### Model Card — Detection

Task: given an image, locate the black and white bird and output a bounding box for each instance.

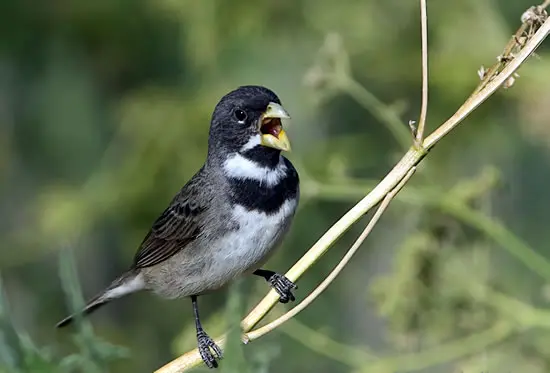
[56,85,300,369]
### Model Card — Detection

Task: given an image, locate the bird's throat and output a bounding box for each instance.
[240,145,281,169]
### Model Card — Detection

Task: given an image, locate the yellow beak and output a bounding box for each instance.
[259,102,292,152]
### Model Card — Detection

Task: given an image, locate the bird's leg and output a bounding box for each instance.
[192,295,223,368]
[253,269,296,303]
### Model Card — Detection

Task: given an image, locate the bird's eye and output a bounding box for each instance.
[234,109,247,122]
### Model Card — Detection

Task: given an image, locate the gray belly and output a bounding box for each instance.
[141,199,297,299]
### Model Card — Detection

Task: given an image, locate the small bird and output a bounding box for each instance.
[56,85,299,369]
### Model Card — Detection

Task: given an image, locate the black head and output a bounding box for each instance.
[207,85,291,167]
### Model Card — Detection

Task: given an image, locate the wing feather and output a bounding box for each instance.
[132,180,205,269]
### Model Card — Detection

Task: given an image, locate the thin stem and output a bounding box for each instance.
[245,168,416,342]
[416,0,429,144]
[155,13,550,373]
[423,16,550,150]
[240,149,423,330]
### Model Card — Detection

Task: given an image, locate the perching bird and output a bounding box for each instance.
[56,85,299,369]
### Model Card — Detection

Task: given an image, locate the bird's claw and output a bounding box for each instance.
[197,329,223,369]
[268,273,297,303]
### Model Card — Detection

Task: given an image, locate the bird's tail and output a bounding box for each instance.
[56,270,144,328]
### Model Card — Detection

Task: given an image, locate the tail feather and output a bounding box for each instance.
[56,296,109,328]
[56,270,144,328]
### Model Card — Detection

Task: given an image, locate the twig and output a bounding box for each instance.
[423,14,550,149]
[473,0,548,95]
[415,0,429,145]
[155,10,550,373]
[155,168,417,373]
[245,168,416,342]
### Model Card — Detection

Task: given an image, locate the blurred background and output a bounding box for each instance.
[2,0,550,372]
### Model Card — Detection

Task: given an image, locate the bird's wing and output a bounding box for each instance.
[132,179,206,269]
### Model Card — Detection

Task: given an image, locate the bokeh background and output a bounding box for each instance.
[2,0,550,372]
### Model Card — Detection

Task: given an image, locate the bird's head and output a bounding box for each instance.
[208,86,291,165]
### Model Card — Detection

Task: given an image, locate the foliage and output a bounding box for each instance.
[2,0,550,372]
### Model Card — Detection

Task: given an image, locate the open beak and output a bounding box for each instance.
[259,102,291,152]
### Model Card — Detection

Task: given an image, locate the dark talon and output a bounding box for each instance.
[192,295,222,369]
[253,269,297,304]
[268,273,297,304]
[197,329,223,369]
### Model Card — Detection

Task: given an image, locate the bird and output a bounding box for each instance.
[56,85,300,369]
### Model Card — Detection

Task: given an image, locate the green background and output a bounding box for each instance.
[2,0,550,372]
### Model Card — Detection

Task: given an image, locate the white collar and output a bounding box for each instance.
[223,153,286,187]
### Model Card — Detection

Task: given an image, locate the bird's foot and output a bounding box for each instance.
[197,329,223,369]
[268,273,297,303]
